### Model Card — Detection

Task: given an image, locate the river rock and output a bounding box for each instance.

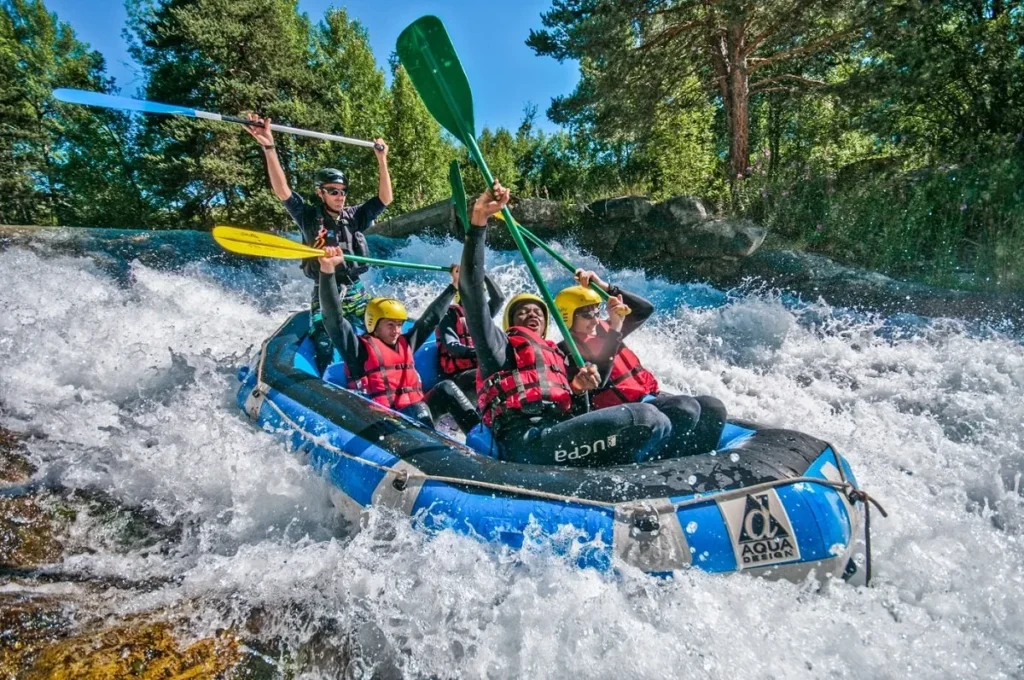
[574,196,766,279]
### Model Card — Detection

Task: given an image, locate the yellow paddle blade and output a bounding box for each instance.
[212,225,324,260]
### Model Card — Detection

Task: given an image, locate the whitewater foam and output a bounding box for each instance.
[2,235,1023,678]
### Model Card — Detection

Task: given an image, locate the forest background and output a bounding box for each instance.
[2,0,1022,290]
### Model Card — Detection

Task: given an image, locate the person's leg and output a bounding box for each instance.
[452,369,478,400]
[399,401,434,428]
[692,395,727,453]
[647,394,701,458]
[309,315,335,375]
[649,394,727,458]
[498,403,671,467]
[426,380,481,433]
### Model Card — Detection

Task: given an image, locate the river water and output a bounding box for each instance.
[1,228,1022,678]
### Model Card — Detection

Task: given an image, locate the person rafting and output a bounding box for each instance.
[459,181,672,466]
[317,247,480,434]
[435,272,505,397]
[245,114,392,373]
[554,275,727,457]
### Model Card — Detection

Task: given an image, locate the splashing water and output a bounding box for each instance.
[1,230,1023,678]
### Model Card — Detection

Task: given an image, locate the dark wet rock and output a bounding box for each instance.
[369,194,767,270]
[0,427,34,483]
[733,249,1024,323]
[573,195,766,278]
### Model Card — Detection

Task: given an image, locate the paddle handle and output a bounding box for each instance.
[195,110,382,150]
[346,254,449,272]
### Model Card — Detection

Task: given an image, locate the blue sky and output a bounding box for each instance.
[45,0,578,133]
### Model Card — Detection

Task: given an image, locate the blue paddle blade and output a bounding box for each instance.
[52,89,199,118]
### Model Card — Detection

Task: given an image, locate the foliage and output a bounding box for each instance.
[385,58,457,214]
[0,0,149,226]
[528,0,868,181]
[5,0,1024,291]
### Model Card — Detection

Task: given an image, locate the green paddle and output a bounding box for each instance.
[397,15,586,368]
[449,160,470,233]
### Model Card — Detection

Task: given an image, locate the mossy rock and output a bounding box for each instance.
[20,620,241,680]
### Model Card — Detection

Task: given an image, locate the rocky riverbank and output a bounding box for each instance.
[369,196,1024,324]
[0,426,354,678]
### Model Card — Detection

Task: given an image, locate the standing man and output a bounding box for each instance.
[245,115,393,373]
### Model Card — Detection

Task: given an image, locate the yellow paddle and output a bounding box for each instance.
[212,226,451,272]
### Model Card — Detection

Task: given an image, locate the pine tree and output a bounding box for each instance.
[385,58,456,214]
[302,8,390,206]
[126,0,318,229]
[0,0,145,226]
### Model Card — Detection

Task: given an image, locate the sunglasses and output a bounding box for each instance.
[321,187,347,197]
[576,309,600,320]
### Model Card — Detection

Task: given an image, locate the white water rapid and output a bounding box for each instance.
[1,230,1022,678]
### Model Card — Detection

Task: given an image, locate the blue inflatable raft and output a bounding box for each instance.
[237,312,871,582]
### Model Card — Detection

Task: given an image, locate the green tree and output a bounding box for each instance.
[843,0,1023,159]
[528,0,868,183]
[126,0,319,229]
[0,0,145,226]
[385,58,456,213]
[302,8,389,204]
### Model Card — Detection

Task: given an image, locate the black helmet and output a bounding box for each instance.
[315,168,347,187]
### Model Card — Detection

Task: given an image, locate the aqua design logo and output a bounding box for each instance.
[719,490,801,569]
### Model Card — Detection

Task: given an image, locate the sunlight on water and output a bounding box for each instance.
[1,233,1023,678]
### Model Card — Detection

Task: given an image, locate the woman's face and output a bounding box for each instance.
[571,304,600,336]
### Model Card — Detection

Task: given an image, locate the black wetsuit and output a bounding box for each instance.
[285,192,385,373]
[319,272,479,433]
[459,226,671,467]
[560,288,727,458]
[437,273,506,395]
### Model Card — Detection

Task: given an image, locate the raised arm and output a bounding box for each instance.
[317,249,362,368]
[461,183,512,378]
[374,139,392,206]
[613,287,655,337]
[575,269,655,339]
[245,114,291,202]
[483,273,506,319]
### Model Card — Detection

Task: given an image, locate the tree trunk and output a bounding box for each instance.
[726,20,750,181]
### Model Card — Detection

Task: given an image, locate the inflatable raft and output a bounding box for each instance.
[237,312,870,582]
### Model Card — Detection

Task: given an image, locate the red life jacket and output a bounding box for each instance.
[477,326,573,427]
[578,322,659,408]
[435,304,476,375]
[346,334,424,410]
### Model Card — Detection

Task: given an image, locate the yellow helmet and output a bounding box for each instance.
[554,286,602,326]
[364,297,408,333]
[503,292,549,337]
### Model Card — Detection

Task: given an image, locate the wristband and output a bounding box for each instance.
[262,144,276,151]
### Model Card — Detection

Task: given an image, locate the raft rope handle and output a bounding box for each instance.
[847,488,888,586]
[823,439,889,586]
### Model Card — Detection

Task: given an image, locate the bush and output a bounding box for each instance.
[737,139,1024,291]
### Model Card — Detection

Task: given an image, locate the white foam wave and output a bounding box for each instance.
[2,238,1023,678]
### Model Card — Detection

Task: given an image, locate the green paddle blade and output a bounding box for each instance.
[449,160,470,234]
[396,16,476,146]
